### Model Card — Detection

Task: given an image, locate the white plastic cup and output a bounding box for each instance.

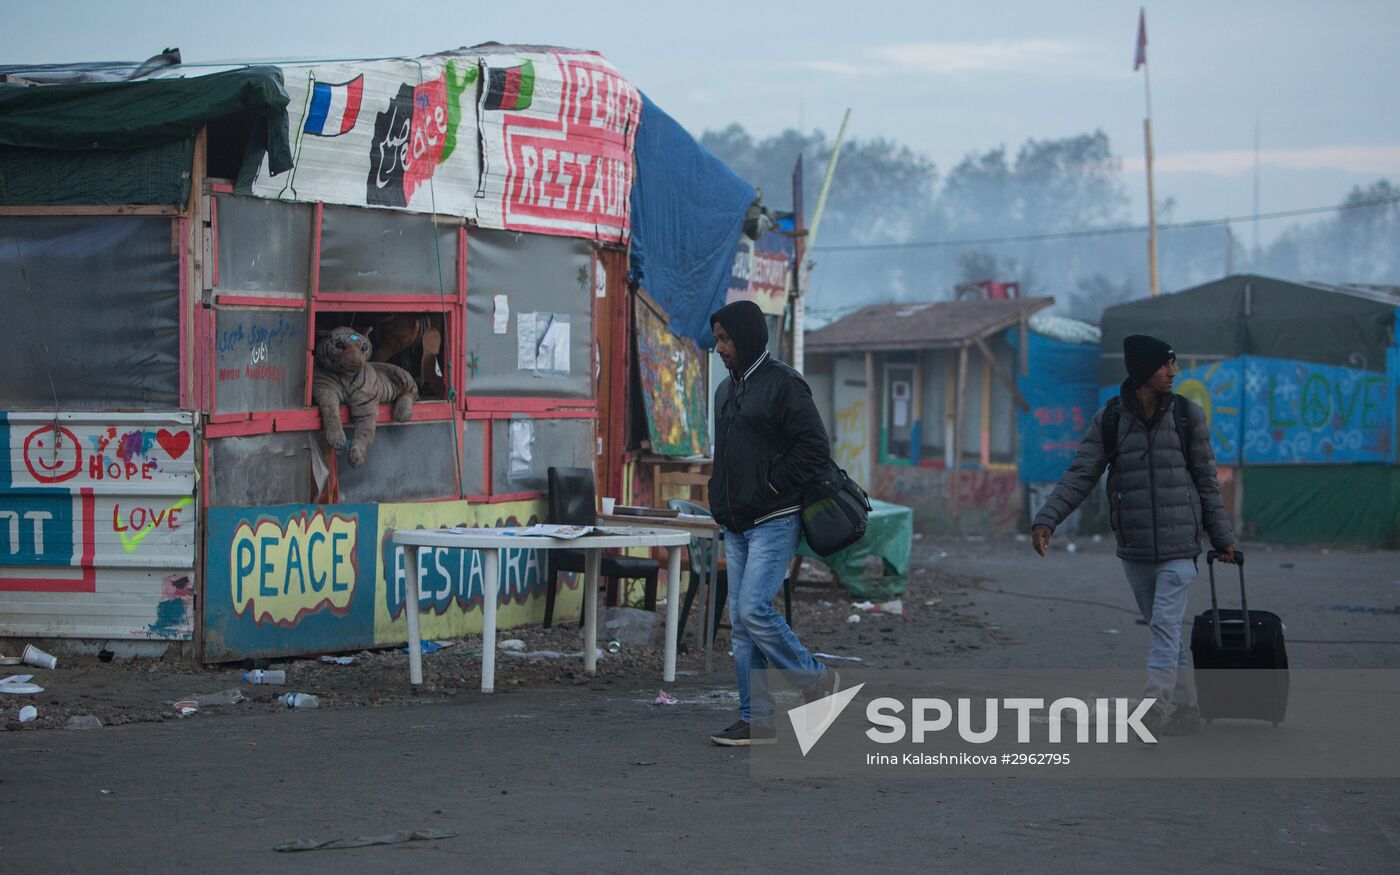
[601,497,616,515]
[21,644,57,670]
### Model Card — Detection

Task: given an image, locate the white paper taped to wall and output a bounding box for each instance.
[595,261,608,298]
[508,418,534,481]
[535,314,570,374]
[517,312,537,369]
[493,294,510,334]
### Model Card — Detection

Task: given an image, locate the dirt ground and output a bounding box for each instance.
[3,536,1398,873]
[2,554,996,732]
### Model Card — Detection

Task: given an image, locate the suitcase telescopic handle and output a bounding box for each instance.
[1206,549,1251,650]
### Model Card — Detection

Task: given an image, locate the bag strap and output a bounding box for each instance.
[1102,397,1122,469]
[1172,393,1194,471]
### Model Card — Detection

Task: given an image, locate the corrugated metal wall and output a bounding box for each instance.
[0,412,196,640]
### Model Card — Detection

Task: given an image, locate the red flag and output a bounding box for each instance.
[1134,8,1148,71]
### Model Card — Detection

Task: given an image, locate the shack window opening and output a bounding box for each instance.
[313,311,452,402]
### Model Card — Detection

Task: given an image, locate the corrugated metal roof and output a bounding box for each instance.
[805,297,1054,352]
[1028,312,1101,345]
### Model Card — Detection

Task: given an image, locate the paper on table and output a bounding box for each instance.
[493,294,510,334]
[504,524,592,540]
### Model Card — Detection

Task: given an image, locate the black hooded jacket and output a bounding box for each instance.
[707,301,831,532]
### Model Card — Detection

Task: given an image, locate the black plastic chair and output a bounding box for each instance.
[668,498,792,648]
[543,467,660,628]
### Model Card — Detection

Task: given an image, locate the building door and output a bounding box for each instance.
[832,355,870,485]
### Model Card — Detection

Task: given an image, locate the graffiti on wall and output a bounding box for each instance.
[1176,359,1244,465]
[0,415,195,612]
[870,465,1021,534]
[251,50,640,242]
[204,499,562,660]
[1243,357,1392,464]
[229,510,361,626]
[375,500,550,643]
[1099,355,1392,467]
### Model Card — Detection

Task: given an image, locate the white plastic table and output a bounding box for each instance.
[390,526,691,693]
[600,513,723,673]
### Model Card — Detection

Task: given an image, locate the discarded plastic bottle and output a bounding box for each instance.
[607,637,622,654]
[243,669,286,685]
[279,692,320,709]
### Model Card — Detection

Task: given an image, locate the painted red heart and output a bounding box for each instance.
[156,429,191,460]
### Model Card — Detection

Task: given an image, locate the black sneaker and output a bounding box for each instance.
[710,719,776,746]
[802,667,841,704]
[1162,704,1202,736]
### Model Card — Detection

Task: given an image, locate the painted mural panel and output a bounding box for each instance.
[635,300,709,457]
[249,49,640,242]
[374,499,565,645]
[832,357,871,487]
[0,412,196,639]
[203,503,378,661]
[1243,357,1392,464]
[1099,355,1392,466]
[1176,358,1244,465]
[203,498,565,660]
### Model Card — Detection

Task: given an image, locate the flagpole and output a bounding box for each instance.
[1141,16,1160,296]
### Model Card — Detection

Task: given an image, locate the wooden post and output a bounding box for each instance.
[912,350,924,464]
[980,355,992,467]
[975,336,1031,412]
[865,350,878,476]
[952,344,969,531]
[1018,315,1029,377]
[944,354,956,469]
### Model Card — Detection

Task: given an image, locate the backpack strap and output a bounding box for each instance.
[1102,397,1122,469]
[1173,393,1195,471]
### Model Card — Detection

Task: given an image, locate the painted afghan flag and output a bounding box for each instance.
[482,60,534,111]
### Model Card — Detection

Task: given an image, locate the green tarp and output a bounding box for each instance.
[1243,465,1400,548]
[1100,275,1398,385]
[0,139,194,204]
[798,498,913,600]
[0,68,291,205]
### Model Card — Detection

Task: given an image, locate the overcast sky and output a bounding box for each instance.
[6,0,1397,242]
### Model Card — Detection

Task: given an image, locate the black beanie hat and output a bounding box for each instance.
[1123,334,1175,388]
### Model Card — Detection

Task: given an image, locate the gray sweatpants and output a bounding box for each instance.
[1121,558,1198,713]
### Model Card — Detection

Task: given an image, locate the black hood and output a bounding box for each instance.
[710,300,769,375]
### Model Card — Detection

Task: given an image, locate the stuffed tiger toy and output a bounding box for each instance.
[312,327,418,468]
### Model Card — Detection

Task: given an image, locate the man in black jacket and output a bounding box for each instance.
[707,301,838,746]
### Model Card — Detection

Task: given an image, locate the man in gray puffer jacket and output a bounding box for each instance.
[1032,334,1237,738]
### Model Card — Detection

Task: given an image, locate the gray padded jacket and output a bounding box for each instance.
[1032,381,1236,563]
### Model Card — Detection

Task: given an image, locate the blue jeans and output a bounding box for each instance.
[726,514,827,726]
[1121,558,1199,714]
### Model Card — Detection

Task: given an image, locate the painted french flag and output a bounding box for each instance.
[303,74,364,137]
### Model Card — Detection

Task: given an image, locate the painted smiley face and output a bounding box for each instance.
[23,425,83,484]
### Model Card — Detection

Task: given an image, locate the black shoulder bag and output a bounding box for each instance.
[800,463,873,556]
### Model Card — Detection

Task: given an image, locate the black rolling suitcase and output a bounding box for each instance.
[1190,550,1289,726]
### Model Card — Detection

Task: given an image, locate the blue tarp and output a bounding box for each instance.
[1008,328,1101,483]
[629,92,756,348]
